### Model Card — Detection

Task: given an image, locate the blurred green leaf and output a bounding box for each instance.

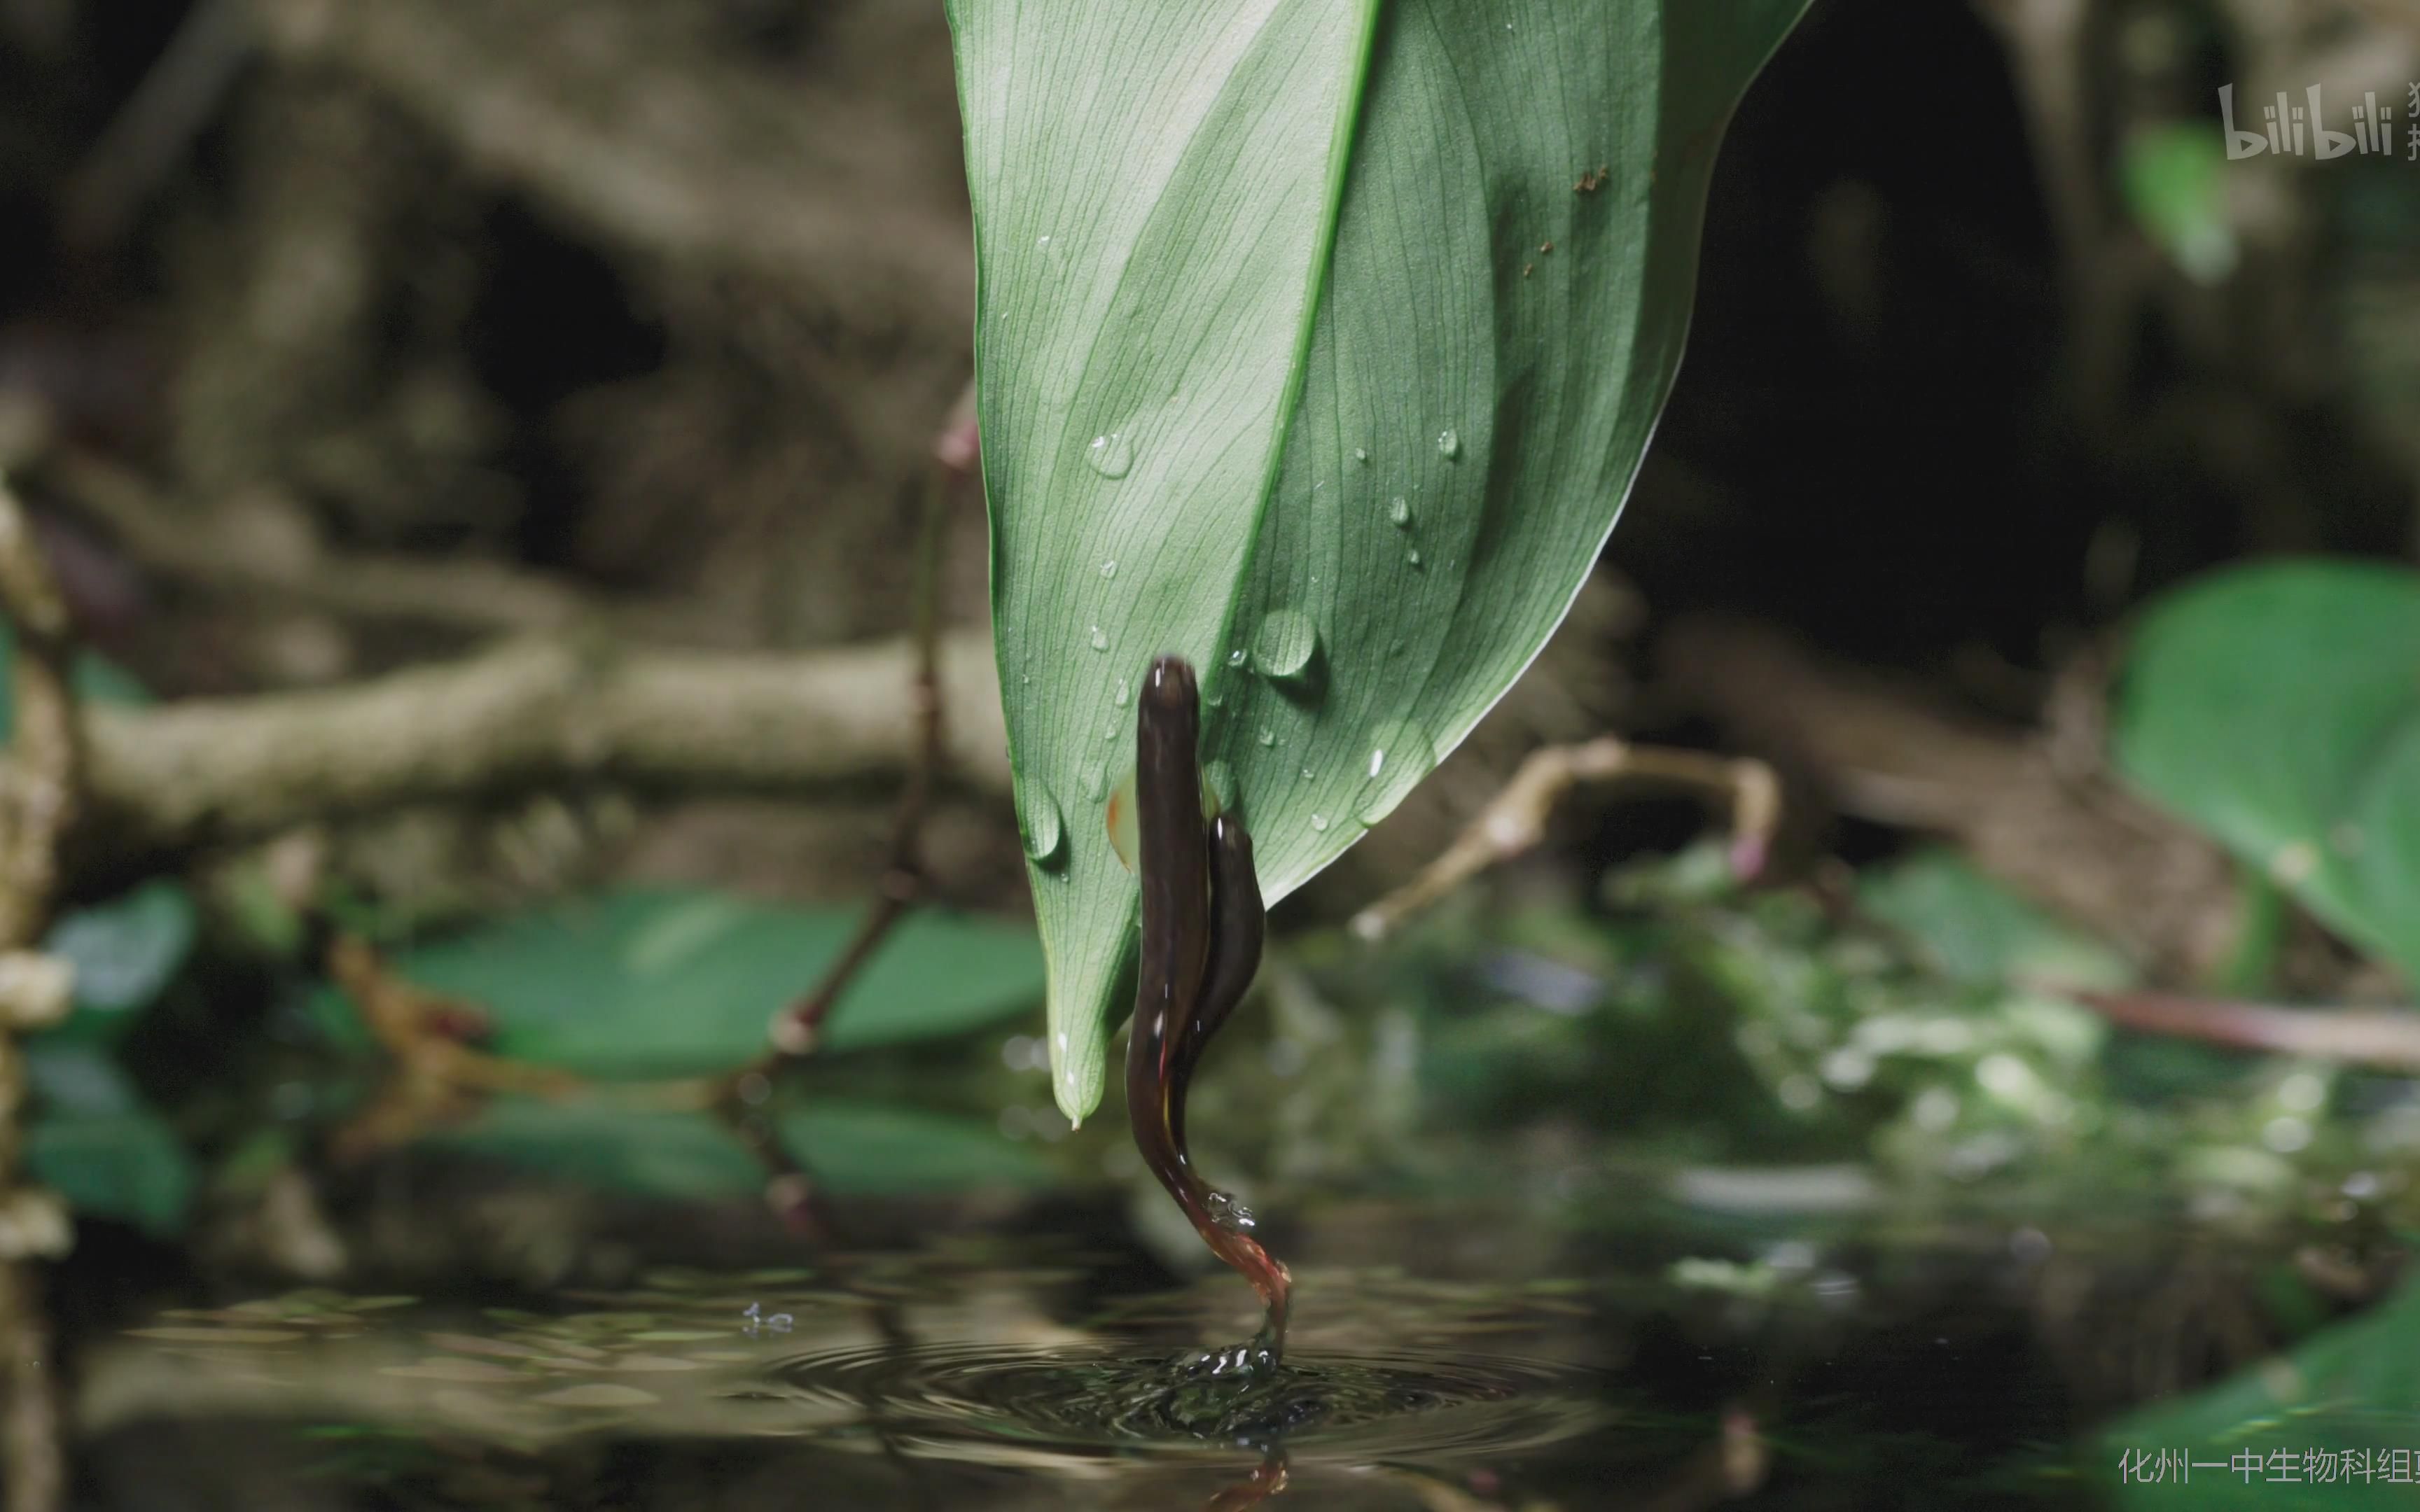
[2104,1277,2420,1506]
[1858,848,2133,990]
[422,1096,1053,1201]
[2120,123,2237,285]
[2114,560,2420,985]
[36,881,198,1043]
[314,888,1045,1077]
[23,1049,194,1236]
[954,0,1811,1119]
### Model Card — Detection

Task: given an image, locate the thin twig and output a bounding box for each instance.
[761,399,969,1062]
[1350,734,1779,943]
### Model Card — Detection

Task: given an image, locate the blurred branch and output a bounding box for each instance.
[1350,734,1778,944]
[1661,616,2241,979]
[2060,987,2420,1070]
[0,476,78,1512]
[244,0,971,332]
[40,446,716,638]
[0,486,80,947]
[48,447,583,630]
[60,0,258,251]
[69,627,1010,894]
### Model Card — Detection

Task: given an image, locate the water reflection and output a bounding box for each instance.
[83,1257,1655,1511]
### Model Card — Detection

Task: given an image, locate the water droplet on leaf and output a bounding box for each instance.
[1436,428,1459,458]
[1099,559,1117,579]
[1088,625,1108,652]
[1078,762,1107,802]
[1309,813,1330,833]
[1014,775,1066,865]
[1355,721,1438,827]
[1388,496,1412,528]
[1113,678,1130,708]
[1253,609,1319,682]
[1085,431,1134,479]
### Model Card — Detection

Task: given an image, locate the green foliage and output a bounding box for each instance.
[312,887,1045,1077]
[2115,560,2420,985]
[1858,847,2133,990]
[39,880,198,1044]
[950,0,1812,1119]
[2105,1276,2420,1507]
[22,1046,195,1236]
[419,1098,1054,1201]
[2120,123,2237,285]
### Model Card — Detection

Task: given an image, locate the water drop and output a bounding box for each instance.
[1085,431,1134,479]
[1256,729,1275,748]
[1310,813,1330,833]
[1227,647,1249,669]
[1387,496,1412,528]
[1088,625,1108,652]
[1099,559,1118,579]
[1436,428,1460,458]
[1253,609,1320,682]
[1113,678,1130,708]
[1205,1189,1257,1232]
[1078,762,1108,802]
[1013,774,1066,865]
[1352,447,1368,463]
[1037,234,1052,246]
[1354,720,1438,827]
[1299,767,1314,780]
[1407,548,1424,567]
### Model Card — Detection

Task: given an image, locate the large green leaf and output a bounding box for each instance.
[2114,561,2420,984]
[312,888,1045,1077]
[952,0,1810,1118]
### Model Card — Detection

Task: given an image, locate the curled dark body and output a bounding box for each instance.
[1126,656,1288,1368]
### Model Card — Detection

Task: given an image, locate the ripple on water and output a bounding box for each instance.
[763,1340,1607,1459]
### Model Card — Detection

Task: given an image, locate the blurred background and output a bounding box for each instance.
[0,1,2415,1508]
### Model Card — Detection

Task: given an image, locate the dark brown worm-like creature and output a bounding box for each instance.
[1127,655,1288,1364]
